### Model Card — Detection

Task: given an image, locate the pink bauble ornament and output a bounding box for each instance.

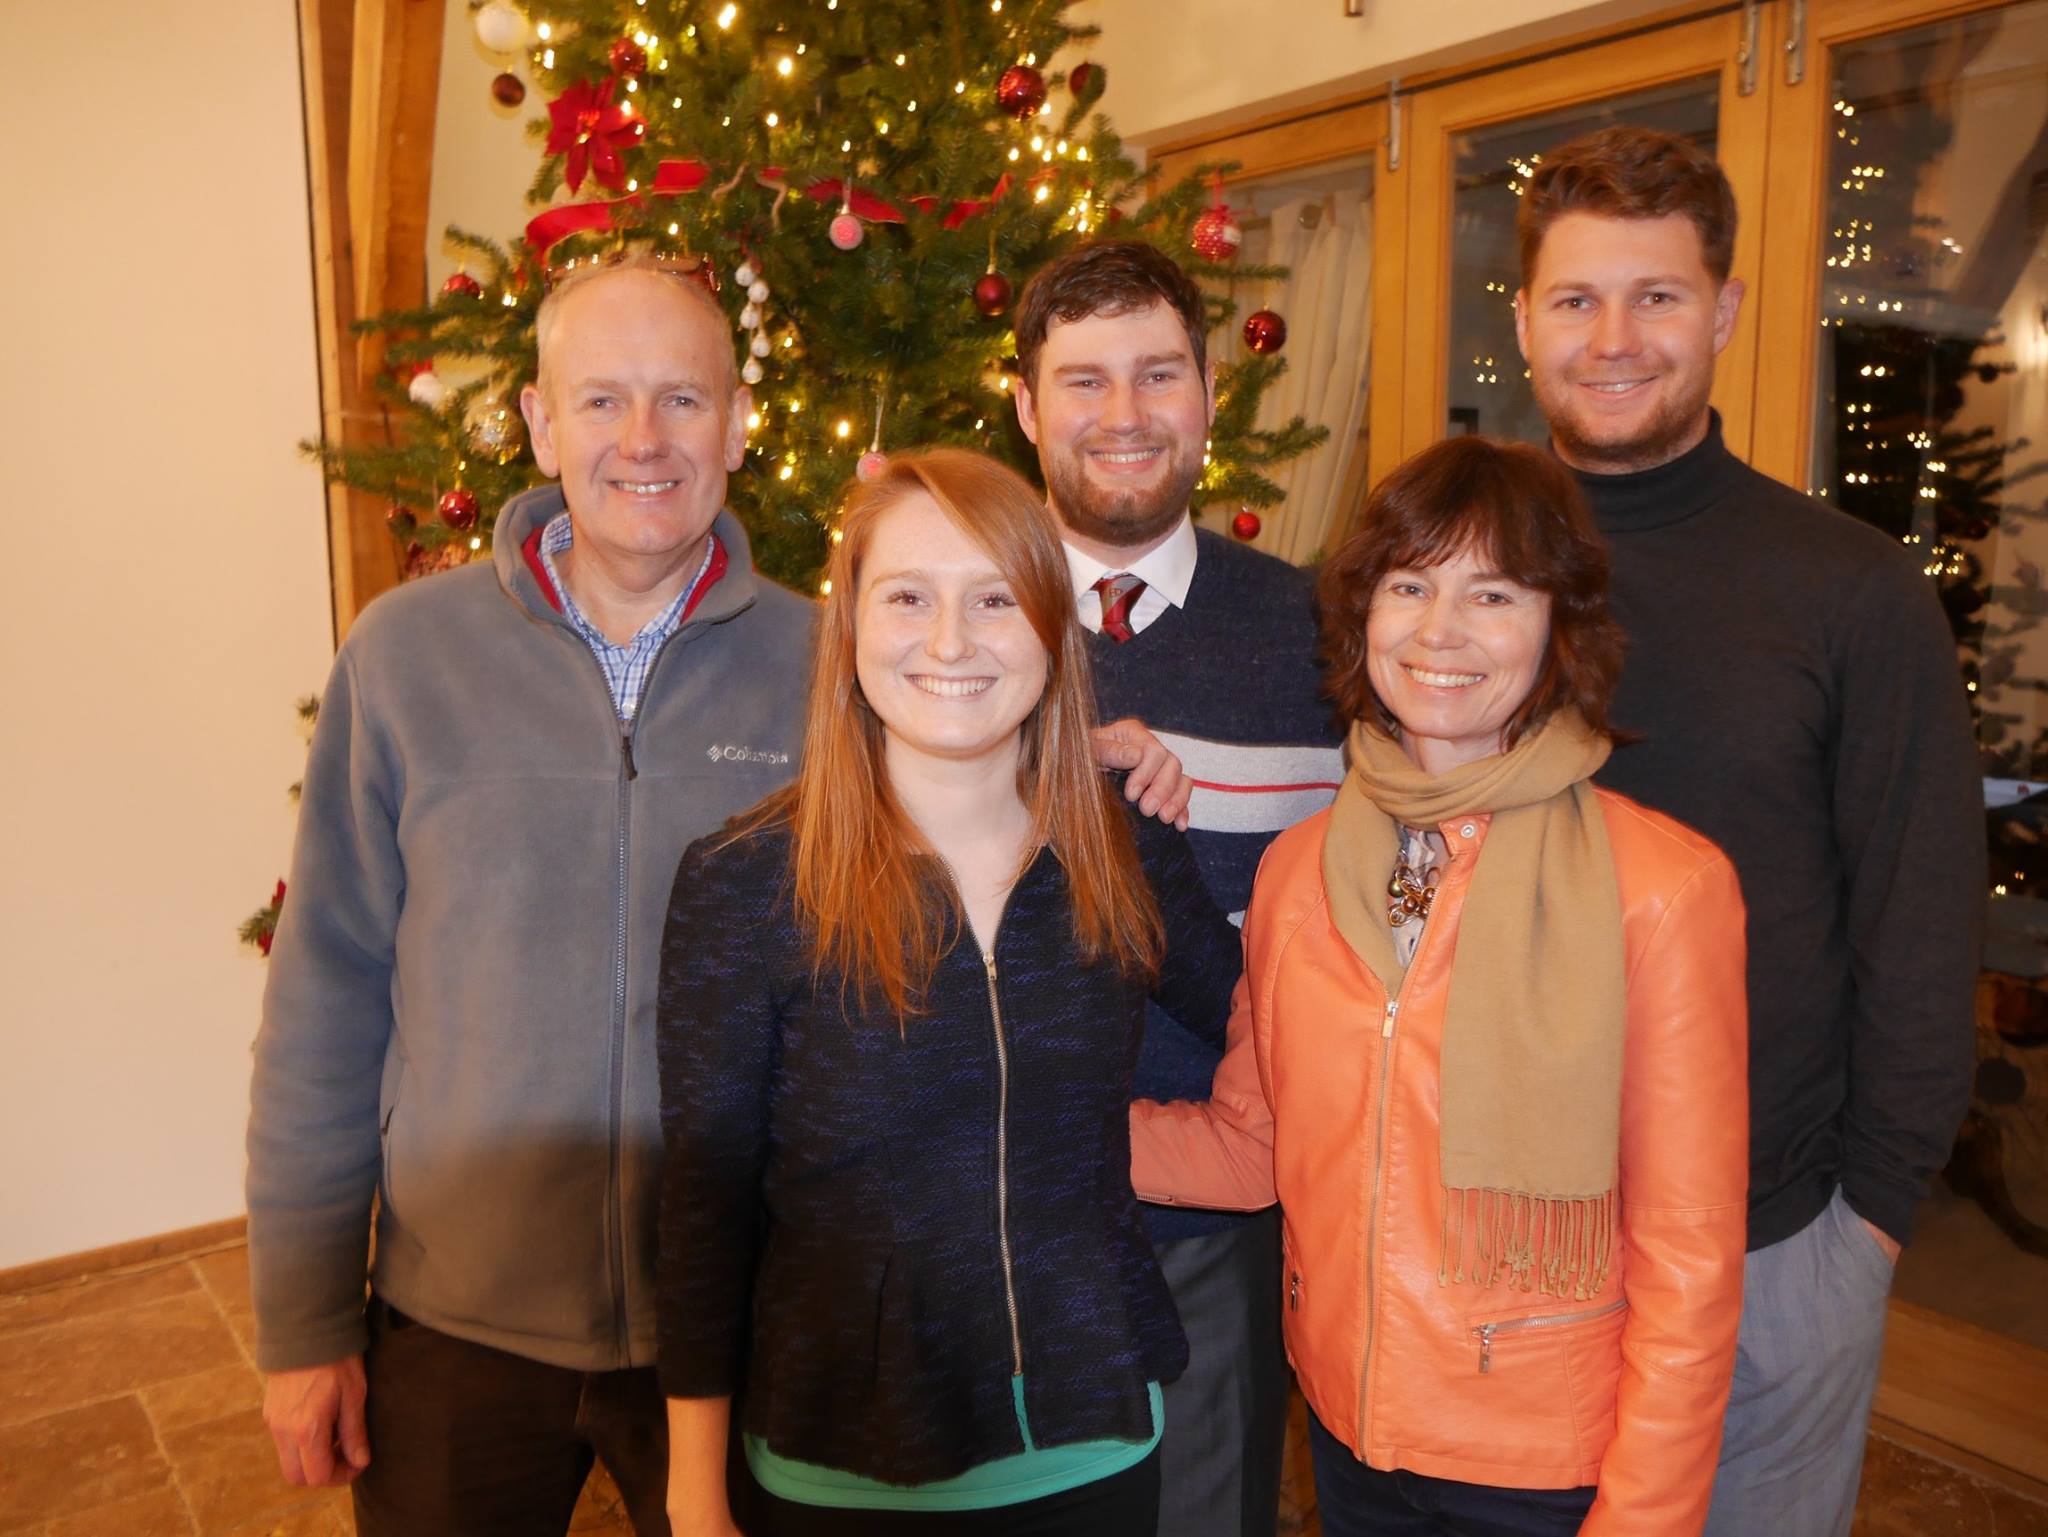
[829,212,865,250]
[1242,309,1287,354]
[1191,203,1242,261]
[1230,508,1262,541]
[857,451,888,481]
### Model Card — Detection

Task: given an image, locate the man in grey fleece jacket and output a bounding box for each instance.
[250,261,1195,1534]
[248,261,812,1534]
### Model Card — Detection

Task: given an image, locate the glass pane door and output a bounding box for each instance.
[1798,0,2048,1363]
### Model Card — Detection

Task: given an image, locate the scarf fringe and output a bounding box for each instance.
[1438,1186,1615,1298]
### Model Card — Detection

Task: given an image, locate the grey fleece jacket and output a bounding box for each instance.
[248,486,813,1373]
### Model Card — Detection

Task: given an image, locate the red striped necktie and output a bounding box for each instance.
[1091,573,1147,643]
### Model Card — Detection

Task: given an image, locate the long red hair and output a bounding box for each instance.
[765,447,1163,1019]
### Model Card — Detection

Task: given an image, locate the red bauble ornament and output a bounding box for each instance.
[997,64,1047,119]
[1067,61,1103,104]
[386,505,417,538]
[1191,203,1242,262]
[441,271,483,299]
[1231,509,1262,541]
[438,489,481,531]
[608,37,648,76]
[829,212,865,251]
[1242,309,1287,354]
[973,270,1013,317]
[491,70,526,107]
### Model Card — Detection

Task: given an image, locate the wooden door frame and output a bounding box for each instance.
[1748,0,2023,485]
[297,0,445,641]
[1152,96,1407,535]
[1398,7,1771,462]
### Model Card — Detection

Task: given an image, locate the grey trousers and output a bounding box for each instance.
[1703,1189,1893,1537]
[1153,1208,1290,1537]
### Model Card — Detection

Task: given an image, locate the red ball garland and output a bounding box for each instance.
[438,489,481,531]
[973,271,1013,317]
[997,64,1047,119]
[608,37,647,76]
[1242,309,1288,354]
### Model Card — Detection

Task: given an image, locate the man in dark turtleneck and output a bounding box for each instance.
[1514,126,1983,1537]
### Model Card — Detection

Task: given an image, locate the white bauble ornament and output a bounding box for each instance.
[735,262,757,287]
[746,279,770,304]
[749,334,772,358]
[740,303,762,329]
[408,369,451,411]
[741,358,764,385]
[473,1,530,54]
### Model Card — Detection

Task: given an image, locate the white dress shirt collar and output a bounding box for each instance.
[1061,514,1199,637]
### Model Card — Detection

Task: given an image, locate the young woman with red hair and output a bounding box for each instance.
[654,449,1242,1536]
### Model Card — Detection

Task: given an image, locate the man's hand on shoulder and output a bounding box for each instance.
[1092,718,1193,831]
[263,1356,370,1486]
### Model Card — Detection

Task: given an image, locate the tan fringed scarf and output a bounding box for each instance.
[1322,712,1626,1298]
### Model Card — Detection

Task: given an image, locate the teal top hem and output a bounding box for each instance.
[745,1378,1164,1512]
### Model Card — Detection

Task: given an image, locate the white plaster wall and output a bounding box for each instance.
[1075,0,1670,145]
[0,0,335,1266]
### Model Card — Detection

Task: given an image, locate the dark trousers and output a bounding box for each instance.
[738,1447,1159,1536]
[1154,1208,1290,1537]
[352,1298,671,1537]
[1306,1407,1596,1537]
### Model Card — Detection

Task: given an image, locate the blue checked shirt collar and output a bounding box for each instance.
[538,511,715,720]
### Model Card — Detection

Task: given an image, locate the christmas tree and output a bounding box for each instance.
[254,0,1329,953]
[314,0,1326,592]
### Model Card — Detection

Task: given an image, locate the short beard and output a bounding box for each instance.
[1542,375,1714,475]
[1045,447,1203,552]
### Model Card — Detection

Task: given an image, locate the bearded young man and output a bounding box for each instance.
[1516,127,1983,1537]
[1012,241,1345,1537]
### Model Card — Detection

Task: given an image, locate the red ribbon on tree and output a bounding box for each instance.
[525,159,710,255]
[544,77,647,193]
[525,158,1020,259]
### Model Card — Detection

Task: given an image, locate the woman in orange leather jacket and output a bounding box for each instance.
[1132,436,1748,1537]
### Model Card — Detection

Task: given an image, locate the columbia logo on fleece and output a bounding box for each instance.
[706,744,792,766]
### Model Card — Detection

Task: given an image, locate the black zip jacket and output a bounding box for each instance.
[653,808,1242,1483]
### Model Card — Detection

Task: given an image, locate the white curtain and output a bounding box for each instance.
[1238,191,1375,565]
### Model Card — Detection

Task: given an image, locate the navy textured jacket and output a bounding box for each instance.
[654,808,1241,1484]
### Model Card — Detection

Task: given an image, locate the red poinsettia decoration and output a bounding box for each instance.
[544,77,644,193]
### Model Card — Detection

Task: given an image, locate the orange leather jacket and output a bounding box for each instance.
[1134,788,1748,1535]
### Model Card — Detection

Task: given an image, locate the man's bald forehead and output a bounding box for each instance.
[534,263,739,398]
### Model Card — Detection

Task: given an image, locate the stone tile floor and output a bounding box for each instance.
[3,1243,2044,1534]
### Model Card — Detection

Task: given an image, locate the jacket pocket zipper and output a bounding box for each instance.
[1473,1298,1626,1373]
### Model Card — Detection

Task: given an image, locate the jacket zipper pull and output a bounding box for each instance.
[621,728,637,781]
[1383,1000,1398,1039]
[1477,1323,1496,1374]
[1289,1272,1300,1312]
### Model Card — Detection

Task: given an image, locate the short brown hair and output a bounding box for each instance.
[1518,125,1737,287]
[1013,241,1207,391]
[1318,436,1625,747]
